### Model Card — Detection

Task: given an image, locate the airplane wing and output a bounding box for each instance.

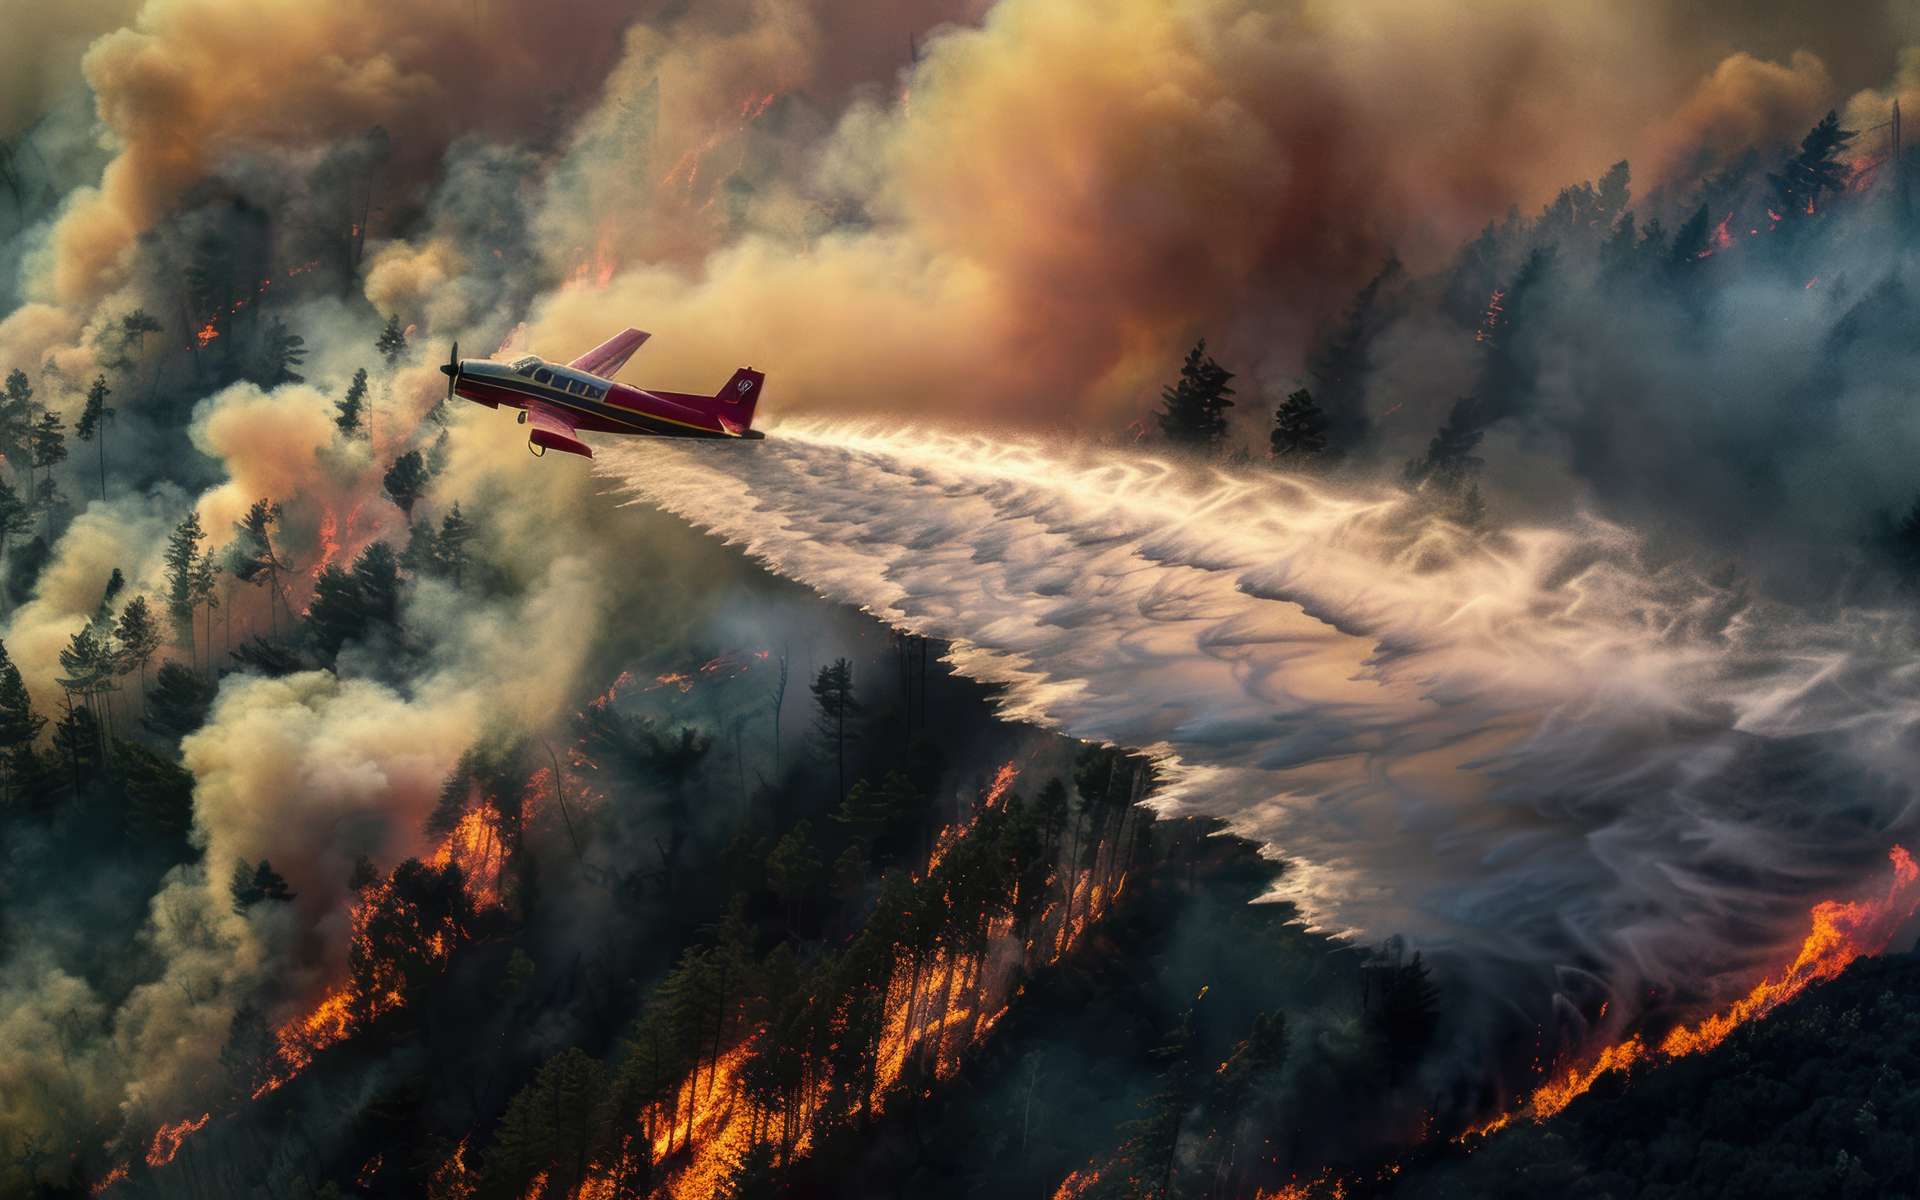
[525,399,592,458]
[568,327,650,378]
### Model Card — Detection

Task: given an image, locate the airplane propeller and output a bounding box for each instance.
[439,341,459,399]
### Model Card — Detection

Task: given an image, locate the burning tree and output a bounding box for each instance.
[1156,339,1235,452]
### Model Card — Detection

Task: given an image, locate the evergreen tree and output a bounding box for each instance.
[114,595,162,706]
[482,1046,607,1199]
[335,367,368,437]
[1156,339,1236,451]
[0,476,31,613]
[1103,1003,1200,1198]
[1769,110,1858,219]
[1368,948,1442,1083]
[1595,160,1631,222]
[401,520,440,575]
[28,408,65,540]
[118,740,194,849]
[1307,258,1400,457]
[0,639,43,807]
[190,553,222,669]
[811,658,862,804]
[353,541,401,627]
[435,501,472,587]
[375,314,408,366]
[142,662,216,743]
[252,316,308,386]
[119,309,162,357]
[1402,397,1486,494]
[766,819,823,930]
[230,858,297,912]
[1269,388,1329,461]
[1669,203,1712,266]
[163,511,205,665]
[383,450,429,523]
[51,699,102,793]
[228,498,291,635]
[75,375,114,501]
[55,624,114,733]
[0,368,31,479]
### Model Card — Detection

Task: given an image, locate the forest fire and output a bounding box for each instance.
[657,92,781,195]
[1470,845,1920,1136]
[87,1162,128,1195]
[144,1113,210,1167]
[555,755,1141,1200]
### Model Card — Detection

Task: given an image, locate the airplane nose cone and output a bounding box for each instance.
[440,363,456,377]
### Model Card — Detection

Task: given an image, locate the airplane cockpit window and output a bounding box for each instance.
[509,356,540,375]
[533,368,552,385]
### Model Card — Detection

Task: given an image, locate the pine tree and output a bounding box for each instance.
[114,595,162,706]
[75,375,114,501]
[1269,388,1329,461]
[0,638,43,808]
[163,512,206,664]
[56,624,114,735]
[29,408,65,541]
[353,541,401,627]
[383,450,429,524]
[335,367,368,436]
[375,314,408,366]
[811,658,861,805]
[142,662,216,743]
[228,498,291,635]
[1307,258,1399,457]
[0,476,30,614]
[1769,110,1857,220]
[1403,397,1486,494]
[190,553,221,670]
[231,858,297,912]
[252,316,307,386]
[1156,339,1236,451]
[435,501,472,587]
[0,369,32,480]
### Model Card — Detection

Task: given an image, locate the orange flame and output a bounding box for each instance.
[89,1162,129,1195]
[1472,845,1920,1134]
[145,1113,210,1167]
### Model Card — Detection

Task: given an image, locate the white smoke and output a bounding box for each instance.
[597,419,1920,1046]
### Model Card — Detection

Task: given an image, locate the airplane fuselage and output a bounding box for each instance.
[451,356,746,440]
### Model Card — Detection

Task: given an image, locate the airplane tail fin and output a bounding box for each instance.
[717,368,764,433]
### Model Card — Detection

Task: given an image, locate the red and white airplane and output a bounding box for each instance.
[439,328,764,458]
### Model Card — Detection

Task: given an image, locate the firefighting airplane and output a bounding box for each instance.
[439,328,764,458]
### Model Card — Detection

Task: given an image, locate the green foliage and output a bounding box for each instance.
[336,366,369,436]
[383,449,429,522]
[811,657,861,802]
[1156,339,1235,451]
[0,368,32,472]
[163,511,206,653]
[252,315,308,386]
[113,595,162,687]
[230,858,297,912]
[483,1046,609,1200]
[116,740,194,847]
[1269,388,1329,461]
[376,313,408,366]
[142,661,216,743]
[1769,110,1857,220]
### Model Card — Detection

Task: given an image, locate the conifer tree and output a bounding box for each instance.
[228,498,292,635]
[1156,339,1236,451]
[0,369,31,481]
[811,658,861,804]
[336,367,368,436]
[163,512,206,664]
[114,595,162,705]
[75,375,114,501]
[1769,110,1857,219]
[436,501,472,587]
[29,408,65,541]
[383,450,429,524]
[1269,388,1329,461]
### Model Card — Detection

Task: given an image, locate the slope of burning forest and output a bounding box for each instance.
[1389,948,1920,1200]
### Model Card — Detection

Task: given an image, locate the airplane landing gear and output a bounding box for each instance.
[517,409,527,425]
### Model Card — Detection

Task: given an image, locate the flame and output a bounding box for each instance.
[1053,1166,1099,1199]
[658,92,783,198]
[194,320,218,348]
[145,1113,210,1167]
[89,1162,129,1195]
[1473,288,1506,344]
[567,758,1135,1199]
[1471,845,1920,1134]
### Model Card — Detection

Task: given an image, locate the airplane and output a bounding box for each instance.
[438,327,764,458]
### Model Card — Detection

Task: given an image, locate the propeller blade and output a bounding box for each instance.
[444,341,459,399]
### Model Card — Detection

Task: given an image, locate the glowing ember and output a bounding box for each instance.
[89,1162,129,1195]
[194,320,218,348]
[145,1113,210,1167]
[1473,288,1506,344]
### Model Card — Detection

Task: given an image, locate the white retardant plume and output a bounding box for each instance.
[596,419,1920,1050]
